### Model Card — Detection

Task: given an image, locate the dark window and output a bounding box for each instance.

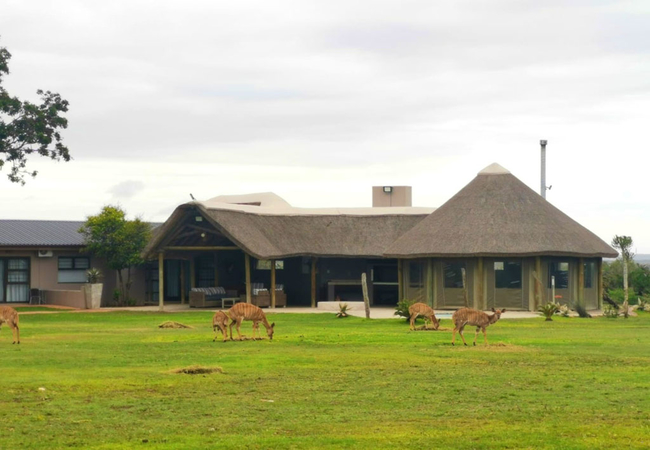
[409,261,425,288]
[584,261,596,289]
[196,255,215,287]
[548,261,569,289]
[58,256,91,283]
[444,262,465,288]
[495,260,522,289]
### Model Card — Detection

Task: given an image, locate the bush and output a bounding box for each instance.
[556,303,570,317]
[395,298,415,322]
[603,305,619,318]
[336,302,350,318]
[607,289,626,304]
[575,304,591,318]
[86,268,102,283]
[539,302,558,321]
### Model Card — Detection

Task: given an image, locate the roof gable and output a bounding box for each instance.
[385,166,618,258]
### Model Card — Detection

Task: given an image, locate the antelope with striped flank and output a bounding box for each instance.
[0,306,20,344]
[408,302,440,331]
[227,303,275,341]
[451,307,505,346]
[212,310,230,342]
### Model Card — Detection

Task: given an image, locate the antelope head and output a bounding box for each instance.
[266,322,275,340]
[490,308,506,322]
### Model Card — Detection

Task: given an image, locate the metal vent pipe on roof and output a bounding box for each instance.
[540,140,548,199]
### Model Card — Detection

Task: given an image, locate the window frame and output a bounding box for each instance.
[57,256,91,284]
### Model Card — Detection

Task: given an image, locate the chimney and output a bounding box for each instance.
[372,186,412,207]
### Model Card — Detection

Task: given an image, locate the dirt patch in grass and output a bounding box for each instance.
[158,321,193,329]
[170,365,223,375]
[412,326,452,331]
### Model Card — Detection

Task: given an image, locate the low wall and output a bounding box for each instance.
[44,290,85,309]
[317,301,366,311]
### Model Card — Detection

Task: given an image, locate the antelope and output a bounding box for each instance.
[212,310,230,342]
[227,303,275,341]
[0,306,20,344]
[408,302,440,331]
[451,307,505,346]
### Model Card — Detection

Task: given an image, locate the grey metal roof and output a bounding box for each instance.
[0,220,86,247]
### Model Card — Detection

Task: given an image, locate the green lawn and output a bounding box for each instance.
[1,311,649,449]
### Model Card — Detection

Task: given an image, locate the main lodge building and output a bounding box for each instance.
[0,163,617,311]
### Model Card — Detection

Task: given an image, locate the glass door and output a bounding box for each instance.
[6,258,29,303]
[0,260,5,302]
[490,259,524,310]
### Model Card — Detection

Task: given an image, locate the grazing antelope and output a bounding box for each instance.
[451,307,505,346]
[0,306,20,344]
[227,303,275,341]
[408,302,440,331]
[212,310,230,342]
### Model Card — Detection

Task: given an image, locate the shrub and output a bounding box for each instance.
[607,289,626,304]
[86,268,102,283]
[603,305,619,318]
[556,303,570,317]
[395,298,415,322]
[336,303,350,318]
[539,302,558,321]
[575,304,591,318]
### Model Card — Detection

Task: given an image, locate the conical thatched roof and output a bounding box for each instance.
[385,163,617,258]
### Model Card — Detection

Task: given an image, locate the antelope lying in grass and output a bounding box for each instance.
[0,306,20,344]
[212,311,230,342]
[227,303,275,341]
[408,302,440,331]
[451,307,505,346]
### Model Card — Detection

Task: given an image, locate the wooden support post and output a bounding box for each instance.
[214,253,219,287]
[311,257,318,308]
[432,260,438,309]
[245,253,252,304]
[598,258,604,310]
[180,262,186,304]
[397,259,403,302]
[477,257,484,310]
[535,256,542,308]
[271,259,276,309]
[189,258,196,289]
[578,258,585,307]
[361,272,370,319]
[158,252,164,312]
[427,259,433,308]
[461,267,468,308]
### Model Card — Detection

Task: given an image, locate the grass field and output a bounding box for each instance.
[1,310,649,449]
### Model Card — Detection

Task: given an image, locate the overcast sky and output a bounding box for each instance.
[1,0,649,252]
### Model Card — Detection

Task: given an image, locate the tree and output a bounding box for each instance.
[611,235,634,305]
[79,206,151,305]
[0,40,70,184]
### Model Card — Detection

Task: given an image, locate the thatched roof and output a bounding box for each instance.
[144,200,433,260]
[385,163,618,258]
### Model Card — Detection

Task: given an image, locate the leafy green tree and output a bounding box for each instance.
[79,206,151,305]
[0,40,70,184]
[611,235,634,304]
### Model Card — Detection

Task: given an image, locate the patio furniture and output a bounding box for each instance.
[240,283,287,307]
[29,288,43,305]
[189,287,227,308]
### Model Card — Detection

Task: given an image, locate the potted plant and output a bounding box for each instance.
[83,268,103,309]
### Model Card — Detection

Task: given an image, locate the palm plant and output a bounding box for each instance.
[86,268,102,283]
[336,303,350,318]
[539,302,558,321]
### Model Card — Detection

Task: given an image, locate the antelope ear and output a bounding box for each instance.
[491,307,496,312]
[501,309,506,313]
[271,322,275,328]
